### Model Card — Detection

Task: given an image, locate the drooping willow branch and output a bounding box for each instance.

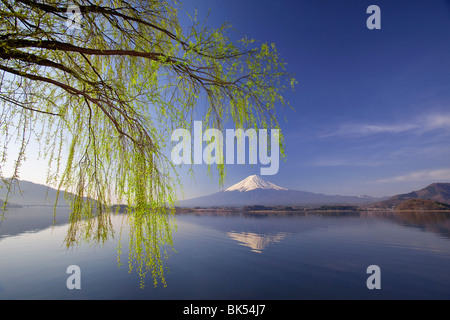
[0,0,296,287]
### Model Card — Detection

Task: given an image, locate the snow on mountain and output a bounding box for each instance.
[225,175,288,192]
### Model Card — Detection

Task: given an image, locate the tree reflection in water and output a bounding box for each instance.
[55,206,450,288]
[63,202,176,289]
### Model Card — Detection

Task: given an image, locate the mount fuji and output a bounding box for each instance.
[178,175,383,208]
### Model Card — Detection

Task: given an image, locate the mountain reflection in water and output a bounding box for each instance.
[181,210,450,242]
[226,231,289,253]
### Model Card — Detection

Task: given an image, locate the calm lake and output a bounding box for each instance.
[0,207,449,299]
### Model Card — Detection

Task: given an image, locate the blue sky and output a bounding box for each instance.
[4,0,450,201]
[175,0,450,199]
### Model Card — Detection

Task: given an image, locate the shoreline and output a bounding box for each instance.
[174,207,450,214]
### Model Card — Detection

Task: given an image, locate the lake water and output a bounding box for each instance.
[0,207,449,300]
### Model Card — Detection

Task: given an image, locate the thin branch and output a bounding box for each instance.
[0,63,140,145]
[0,93,60,116]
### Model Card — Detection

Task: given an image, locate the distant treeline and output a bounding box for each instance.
[241,205,359,212]
[316,205,359,211]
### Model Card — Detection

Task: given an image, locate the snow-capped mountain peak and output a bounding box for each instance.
[225,175,288,192]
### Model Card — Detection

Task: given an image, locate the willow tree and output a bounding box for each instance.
[0,0,295,287]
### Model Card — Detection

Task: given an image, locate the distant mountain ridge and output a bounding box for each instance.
[1,179,82,206]
[5,177,449,210]
[370,183,450,208]
[396,199,450,211]
[179,175,385,207]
